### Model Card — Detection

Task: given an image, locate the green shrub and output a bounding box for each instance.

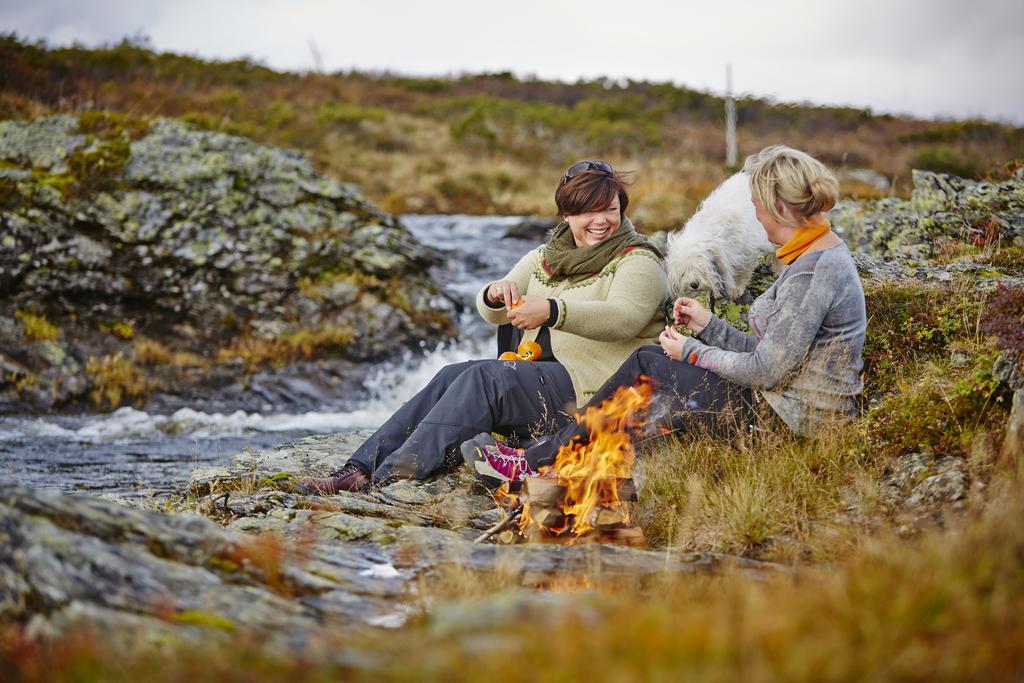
[988,247,1024,274]
[180,111,261,139]
[867,349,1009,459]
[390,77,449,93]
[898,120,1008,145]
[863,280,986,394]
[449,105,497,149]
[913,146,980,178]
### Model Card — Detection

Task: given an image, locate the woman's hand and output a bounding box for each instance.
[486,280,521,308]
[659,325,687,361]
[673,297,712,334]
[507,297,550,330]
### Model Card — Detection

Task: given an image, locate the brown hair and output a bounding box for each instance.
[555,168,630,218]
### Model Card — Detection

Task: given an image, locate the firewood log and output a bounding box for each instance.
[594,506,626,529]
[523,478,563,507]
[531,506,566,529]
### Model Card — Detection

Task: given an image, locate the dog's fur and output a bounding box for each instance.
[666,172,775,300]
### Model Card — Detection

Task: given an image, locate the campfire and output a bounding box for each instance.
[479,378,653,547]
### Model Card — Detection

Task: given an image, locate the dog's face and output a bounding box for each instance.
[668,250,725,298]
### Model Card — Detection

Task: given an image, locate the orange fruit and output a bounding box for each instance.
[497,340,543,362]
[517,341,542,360]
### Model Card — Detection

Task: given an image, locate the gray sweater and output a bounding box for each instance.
[681,243,866,435]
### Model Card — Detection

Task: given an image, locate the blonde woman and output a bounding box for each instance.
[466,145,866,485]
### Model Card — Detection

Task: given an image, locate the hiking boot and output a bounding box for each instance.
[460,433,536,489]
[298,462,370,495]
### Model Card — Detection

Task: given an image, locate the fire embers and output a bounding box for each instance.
[518,476,644,546]
[497,378,653,547]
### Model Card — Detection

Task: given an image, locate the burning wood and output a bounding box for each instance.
[516,478,645,545]
[594,506,626,529]
[478,379,653,547]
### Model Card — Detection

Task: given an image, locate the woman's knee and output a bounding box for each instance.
[613,346,649,376]
[634,345,677,376]
[432,359,484,385]
[449,360,506,392]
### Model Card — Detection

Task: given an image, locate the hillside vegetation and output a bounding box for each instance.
[3,34,1023,228]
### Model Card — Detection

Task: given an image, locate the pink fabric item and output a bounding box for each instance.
[482,443,535,481]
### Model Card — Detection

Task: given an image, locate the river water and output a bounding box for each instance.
[0,215,537,496]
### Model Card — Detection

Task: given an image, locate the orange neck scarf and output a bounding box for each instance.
[776,216,832,265]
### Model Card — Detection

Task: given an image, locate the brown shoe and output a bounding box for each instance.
[298,463,370,495]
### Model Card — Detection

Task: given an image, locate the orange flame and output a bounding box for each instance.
[491,481,519,509]
[521,377,653,539]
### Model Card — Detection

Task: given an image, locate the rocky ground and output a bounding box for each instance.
[0,432,778,654]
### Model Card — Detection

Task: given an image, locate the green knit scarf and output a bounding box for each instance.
[542,217,662,280]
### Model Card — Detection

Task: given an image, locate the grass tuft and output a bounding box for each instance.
[85,352,149,409]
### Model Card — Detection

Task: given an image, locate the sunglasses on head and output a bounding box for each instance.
[562,160,613,183]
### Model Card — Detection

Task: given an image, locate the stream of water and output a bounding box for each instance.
[0,215,537,496]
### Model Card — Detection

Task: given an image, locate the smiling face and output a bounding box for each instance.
[566,196,622,248]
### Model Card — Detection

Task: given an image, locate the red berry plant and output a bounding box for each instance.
[980,284,1024,373]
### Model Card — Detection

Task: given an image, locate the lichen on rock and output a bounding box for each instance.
[0,114,457,411]
[830,168,1024,259]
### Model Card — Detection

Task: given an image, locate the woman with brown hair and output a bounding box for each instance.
[302,160,667,492]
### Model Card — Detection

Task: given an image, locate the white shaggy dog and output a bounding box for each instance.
[666,172,774,301]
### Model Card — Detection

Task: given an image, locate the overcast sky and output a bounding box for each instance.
[3,0,1022,124]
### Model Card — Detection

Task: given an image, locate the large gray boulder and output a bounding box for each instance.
[830,168,1024,259]
[0,115,457,411]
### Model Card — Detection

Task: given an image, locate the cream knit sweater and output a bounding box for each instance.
[476,245,668,405]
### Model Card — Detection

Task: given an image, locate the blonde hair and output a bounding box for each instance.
[743,145,838,224]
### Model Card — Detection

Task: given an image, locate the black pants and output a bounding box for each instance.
[523,346,754,469]
[347,359,576,483]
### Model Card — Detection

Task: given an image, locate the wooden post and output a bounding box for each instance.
[308,39,324,74]
[725,64,737,168]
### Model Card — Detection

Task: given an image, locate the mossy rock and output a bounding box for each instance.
[0,114,455,410]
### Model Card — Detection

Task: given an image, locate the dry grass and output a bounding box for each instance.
[3,330,1021,679]
[132,336,209,368]
[631,422,882,562]
[85,352,149,409]
[215,325,355,370]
